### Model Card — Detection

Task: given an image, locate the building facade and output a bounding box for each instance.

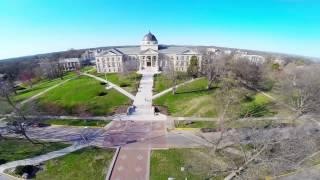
[95,32,202,73]
[58,58,81,72]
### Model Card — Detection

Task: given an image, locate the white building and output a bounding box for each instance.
[95,32,202,73]
[58,58,81,71]
[234,51,266,65]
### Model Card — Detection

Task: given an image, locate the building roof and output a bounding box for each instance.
[97,45,201,56]
[142,32,158,42]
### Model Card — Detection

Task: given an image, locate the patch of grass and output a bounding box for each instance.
[36,76,131,116]
[13,72,77,103]
[150,148,229,180]
[174,119,291,130]
[175,121,217,128]
[80,66,95,72]
[35,147,115,180]
[240,93,276,118]
[0,138,68,164]
[45,119,110,127]
[153,78,218,117]
[89,70,142,94]
[0,98,13,114]
[153,73,191,93]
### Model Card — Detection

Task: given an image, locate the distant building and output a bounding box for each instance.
[224,50,232,55]
[81,49,100,65]
[235,54,266,64]
[0,73,7,81]
[95,32,202,73]
[58,58,81,71]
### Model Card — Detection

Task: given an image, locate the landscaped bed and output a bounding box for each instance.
[34,76,131,116]
[34,147,115,180]
[0,137,69,165]
[44,119,110,127]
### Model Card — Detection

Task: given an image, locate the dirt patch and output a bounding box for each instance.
[114,105,130,114]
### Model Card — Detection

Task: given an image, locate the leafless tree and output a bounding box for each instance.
[163,56,178,94]
[279,65,320,117]
[0,79,42,144]
[231,59,264,88]
[39,59,64,80]
[203,53,230,89]
[18,70,35,88]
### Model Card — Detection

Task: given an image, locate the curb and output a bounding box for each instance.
[105,146,121,180]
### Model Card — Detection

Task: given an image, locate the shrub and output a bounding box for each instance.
[15,165,39,176]
[240,103,270,118]
[0,159,7,165]
[98,92,107,96]
[119,82,129,87]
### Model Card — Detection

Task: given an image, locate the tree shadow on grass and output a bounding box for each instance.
[175,87,218,95]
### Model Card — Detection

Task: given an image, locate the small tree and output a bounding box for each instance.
[19,70,35,88]
[187,56,199,78]
[163,57,178,94]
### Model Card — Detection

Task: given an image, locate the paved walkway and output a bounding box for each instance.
[133,69,155,116]
[151,77,201,99]
[82,72,135,100]
[0,143,89,173]
[0,114,113,121]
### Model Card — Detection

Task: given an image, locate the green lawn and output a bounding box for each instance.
[35,147,115,180]
[153,73,191,94]
[150,148,228,180]
[80,66,95,72]
[175,121,217,128]
[13,72,77,103]
[153,78,219,117]
[175,119,291,129]
[0,98,13,114]
[154,77,284,118]
[89,70,142,94]
[36,76,131,116]
[0,138,68,165]
[45,119,110,127]
[239,93,276,118]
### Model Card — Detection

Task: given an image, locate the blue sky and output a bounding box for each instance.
[0,0,320,59]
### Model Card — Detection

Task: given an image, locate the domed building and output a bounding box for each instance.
[141,32,158,51]
[95,32,202,73]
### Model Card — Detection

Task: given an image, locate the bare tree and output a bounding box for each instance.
[18,70,35,88]
[279,65,320,117]
[39,59,65,80]
[0,79,41,144]
[231,59,264,88]
[203,54,229,89]
[163,56,178,94]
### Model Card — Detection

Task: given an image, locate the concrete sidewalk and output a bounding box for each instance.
[110,146,150,180]
[152,77,201,99]
[0,143,89,173]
